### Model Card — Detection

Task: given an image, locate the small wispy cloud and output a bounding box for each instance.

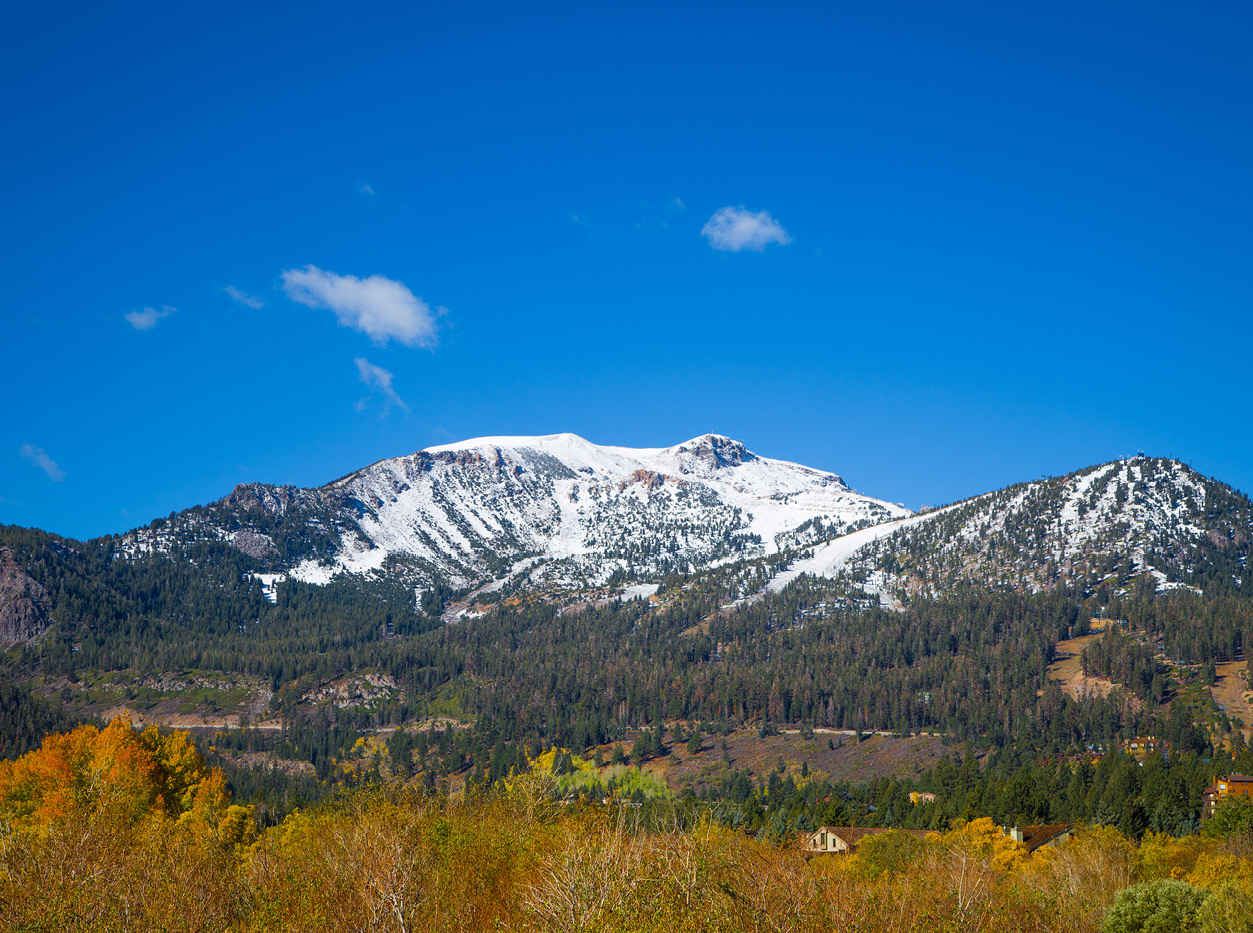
[354,358,408,412]
[281,265,439,348]
[124,305,175,330]
[224,285,264,309]
[701,206,791,252]
[20,444,65,482]
[359,183,375,198]
[632,196,690,233]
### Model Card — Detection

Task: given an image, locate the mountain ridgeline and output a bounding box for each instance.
[1,440,1250,655]
[849,457,1253,602]
[109,433,910,601]
[2,435,1253,781]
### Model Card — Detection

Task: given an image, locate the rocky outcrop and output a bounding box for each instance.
[673,435,754,469]
[620,469,670,491]
[229,530,279,559]
[0,548,51,645]
[221,483,317,516]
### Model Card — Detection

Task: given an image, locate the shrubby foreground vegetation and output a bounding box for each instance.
[4,719,1253,932]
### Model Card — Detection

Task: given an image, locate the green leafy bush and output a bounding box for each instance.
[1100,879,1209,933]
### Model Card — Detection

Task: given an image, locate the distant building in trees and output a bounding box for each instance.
[1204,774,1253,815]
[804,824,1072,857]
[803,826,929,855]
[1124,736,1169,760]
[1006,824,1074,854]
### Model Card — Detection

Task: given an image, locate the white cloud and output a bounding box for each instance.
[354,357,408,412]
[225,286,264,309]
[701,206,792,252]
[124,305,175,330]
[281,265,438,347]
[360,183,375,197]
[20,444,65,482]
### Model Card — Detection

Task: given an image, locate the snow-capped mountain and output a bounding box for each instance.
[122,433,910,599]
[767,456,1252,604]
[112,439,1253,615]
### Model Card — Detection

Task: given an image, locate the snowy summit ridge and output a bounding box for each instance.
[317,432,909,590]
[125,432,910,600]
[114,441,1253,613]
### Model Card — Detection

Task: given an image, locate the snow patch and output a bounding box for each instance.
[621,583,660,600]
[249,573,286,604]
[765,502,966,596]
[289,559,336,586]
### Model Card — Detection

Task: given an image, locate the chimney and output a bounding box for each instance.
[1011,826,1024,844]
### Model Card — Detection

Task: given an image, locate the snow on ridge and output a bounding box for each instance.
[424,430,728,461]
[769,456,1222,604]
[116,444,1236,612]
[426,432,651,476]
[420,431,869,501]
[288,431,911,591]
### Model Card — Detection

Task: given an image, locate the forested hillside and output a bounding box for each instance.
[8,509,1251,747]
[4,454,1253,851]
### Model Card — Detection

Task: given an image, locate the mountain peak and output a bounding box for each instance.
[424,431,592,453]
[171,432,910,593]
[671,432,739,446]
[827,454,1249,602]
[669,433,747,452]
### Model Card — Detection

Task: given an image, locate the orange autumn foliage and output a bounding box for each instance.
[0,715,222,827]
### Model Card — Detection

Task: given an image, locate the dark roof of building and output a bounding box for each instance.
[1206,775,1253,793]
[1020,824,1073,853]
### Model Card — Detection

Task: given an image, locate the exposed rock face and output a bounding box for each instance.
[219,483,350,521]
[620,469,669,491]
[229,530,280,559]
[223,483,323,516]
[0,548,51,645]
[673,435,754,470]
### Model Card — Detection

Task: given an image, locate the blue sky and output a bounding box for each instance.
[3,2,1251,540]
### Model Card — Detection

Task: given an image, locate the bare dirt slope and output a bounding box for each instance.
[1047,634,1119,700]
[1212,658,1253,732]
[613,728,962,795]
